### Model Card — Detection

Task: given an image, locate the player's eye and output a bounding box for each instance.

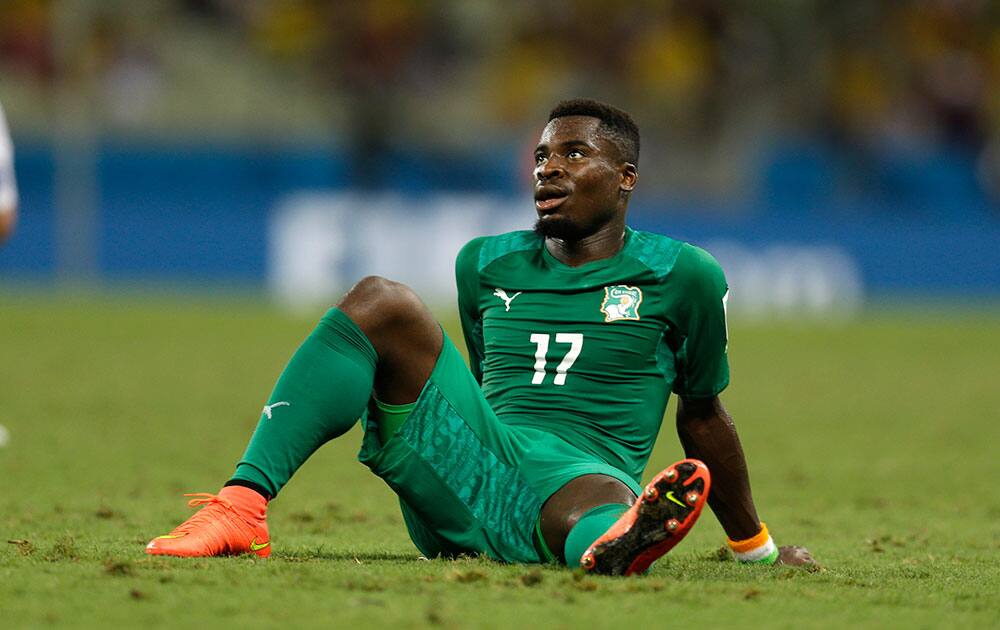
[534,154,547,165]
[567,150,584,159]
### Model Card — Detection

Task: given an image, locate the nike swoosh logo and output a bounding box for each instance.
[665,491,686,508]
[155,533,188,539]
[249,539,270,552]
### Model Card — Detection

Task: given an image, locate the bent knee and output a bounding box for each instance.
[346,275,421,311]
[348,275,406,301]
[338,275,428,330]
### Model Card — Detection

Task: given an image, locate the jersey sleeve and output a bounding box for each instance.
[455,236,487,384]
[666,244,730,399]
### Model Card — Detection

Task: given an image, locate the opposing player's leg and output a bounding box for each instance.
[146,276,442,557]
[539,460,711,575]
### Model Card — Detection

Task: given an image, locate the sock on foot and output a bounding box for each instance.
[228,308,378,497]
[217,485,268,520]
[563,503,629,567]
[223,479,273,501]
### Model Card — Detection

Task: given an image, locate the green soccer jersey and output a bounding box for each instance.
[455,226,730,484]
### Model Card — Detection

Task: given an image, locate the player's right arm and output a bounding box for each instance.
[455,237,487,384]
[0,102,18,245]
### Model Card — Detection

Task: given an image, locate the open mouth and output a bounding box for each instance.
[535,187,569,212]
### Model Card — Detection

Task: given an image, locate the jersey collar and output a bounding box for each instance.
[541,226,635,273]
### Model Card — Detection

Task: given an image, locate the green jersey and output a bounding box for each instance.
[455,227,730,485]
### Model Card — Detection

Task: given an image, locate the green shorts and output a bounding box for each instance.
[356,333,641,564]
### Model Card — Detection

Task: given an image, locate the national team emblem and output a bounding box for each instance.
[600,285,643,322]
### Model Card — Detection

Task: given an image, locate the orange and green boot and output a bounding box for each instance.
[580,459,711,576]
[145,486,271,558]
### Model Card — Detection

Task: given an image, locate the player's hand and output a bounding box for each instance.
[776,545,815,567]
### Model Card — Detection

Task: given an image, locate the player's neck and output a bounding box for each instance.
[544,221,626,267]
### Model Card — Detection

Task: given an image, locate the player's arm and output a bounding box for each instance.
[0,201,15,244]
[667,244,812,566]
[455,237,487,384]
[676,397,812,566]
[676,395,758,538]
[0,102,17,245]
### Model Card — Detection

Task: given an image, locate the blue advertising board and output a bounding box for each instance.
[1,144,998,305]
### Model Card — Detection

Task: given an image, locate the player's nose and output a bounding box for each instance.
[535,157,565,181]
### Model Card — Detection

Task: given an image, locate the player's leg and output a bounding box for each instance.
[539,461,711,575]
[537,474,635,564]
[356,332,547,564]
[226,276,441,497]
[146,276,442,557]
[339,275,443,405]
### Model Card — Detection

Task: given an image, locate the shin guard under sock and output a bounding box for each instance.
[229,308,377,497]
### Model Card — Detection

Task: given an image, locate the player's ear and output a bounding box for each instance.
[620,163,637,193]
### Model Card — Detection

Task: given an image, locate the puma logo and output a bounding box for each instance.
[493,288,522,312]
[262,401,290,419]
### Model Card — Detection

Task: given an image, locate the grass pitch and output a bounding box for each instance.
[1,291,998,628]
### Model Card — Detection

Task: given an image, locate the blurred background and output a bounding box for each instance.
[1,0,999,315]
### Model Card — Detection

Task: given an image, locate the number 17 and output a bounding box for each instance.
[529,333,584,385]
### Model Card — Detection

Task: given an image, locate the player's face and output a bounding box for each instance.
[533,116,636,241]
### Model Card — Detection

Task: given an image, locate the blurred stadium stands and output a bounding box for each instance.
[0,1,998,311]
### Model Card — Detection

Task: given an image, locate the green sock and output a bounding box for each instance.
[230,308,377,498]
[373,399,415,446]
[563,503,629,567]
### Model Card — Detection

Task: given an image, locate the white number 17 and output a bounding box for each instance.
[529,333,584,385]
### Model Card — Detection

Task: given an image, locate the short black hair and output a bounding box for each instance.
[548,98,640,165]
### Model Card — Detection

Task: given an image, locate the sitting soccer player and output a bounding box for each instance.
[147,99,813,573]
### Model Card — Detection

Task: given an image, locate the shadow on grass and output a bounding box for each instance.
[275,550,424,563]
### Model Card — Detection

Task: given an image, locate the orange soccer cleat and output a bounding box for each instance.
[580,459,711,576]
[145,485,271,558]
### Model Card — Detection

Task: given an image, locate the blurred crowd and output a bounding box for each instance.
[0,0,998,205]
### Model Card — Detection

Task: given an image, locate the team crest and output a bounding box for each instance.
[600,285,643,322]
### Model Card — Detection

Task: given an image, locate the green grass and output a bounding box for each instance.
[1,292,998,628]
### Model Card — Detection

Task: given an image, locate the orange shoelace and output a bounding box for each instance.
[157,493,247,552]
[184,492,234,510]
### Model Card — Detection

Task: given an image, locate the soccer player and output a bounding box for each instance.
[147,99,813,574]
[0,100,17,244]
